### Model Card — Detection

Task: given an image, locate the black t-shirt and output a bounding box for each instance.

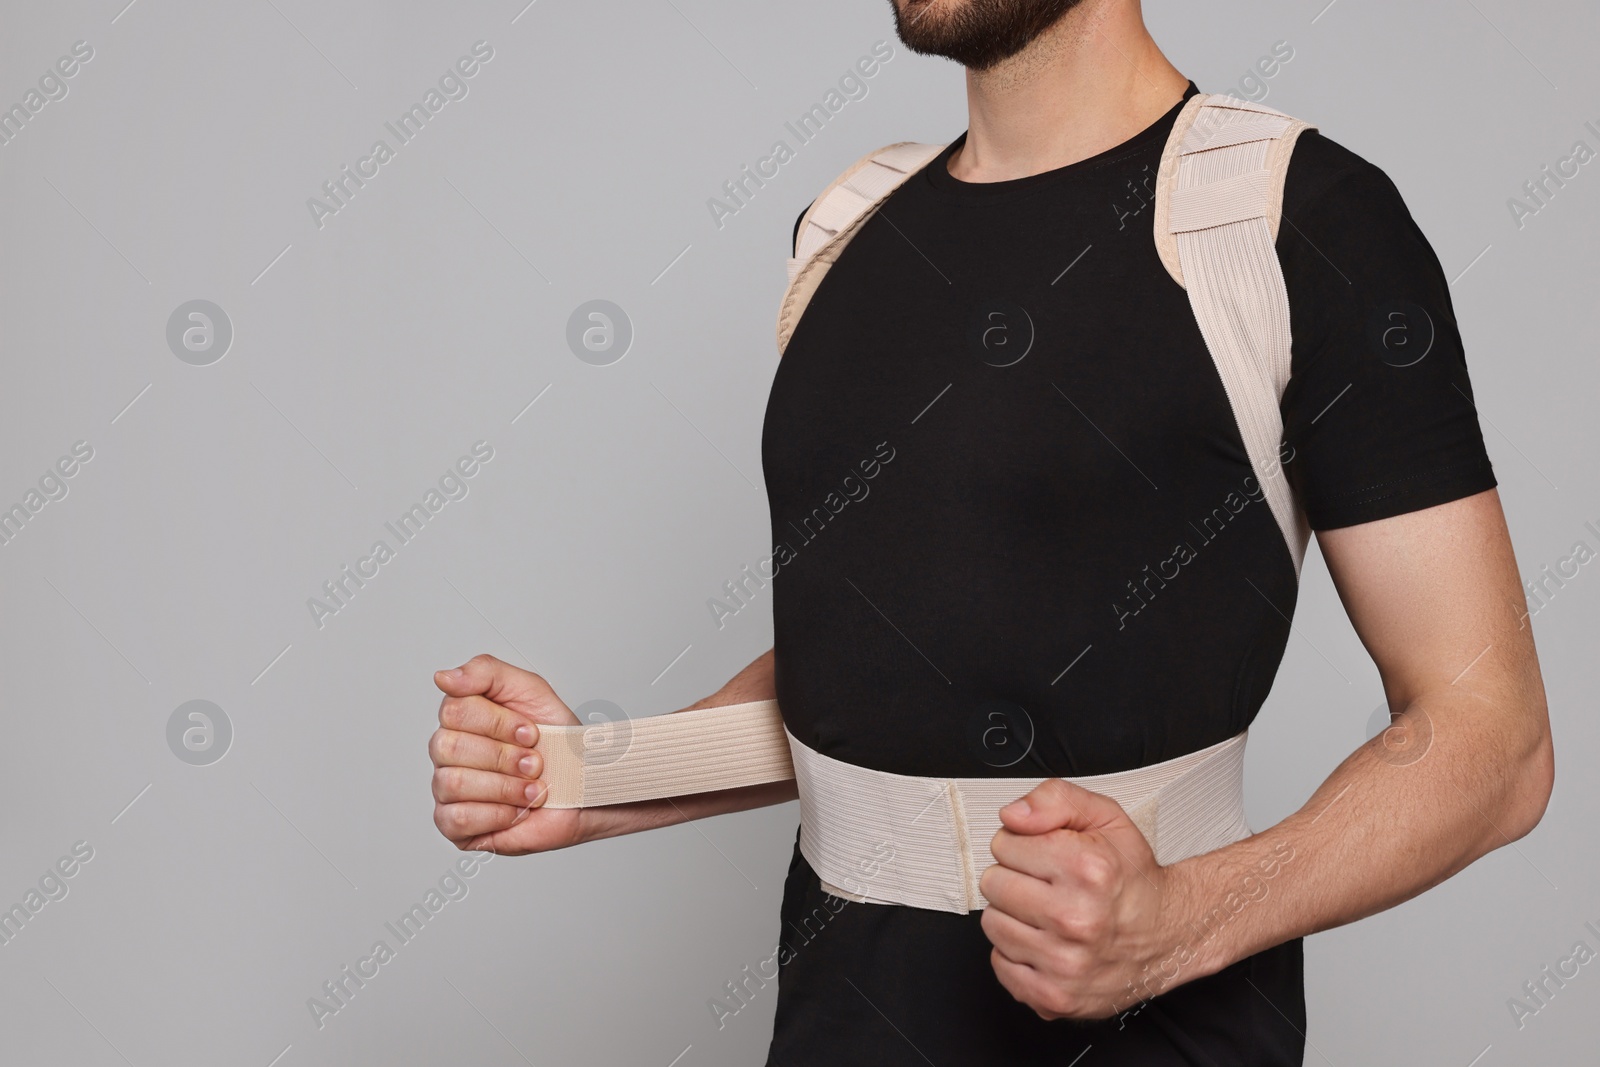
[758,83,1495,1066]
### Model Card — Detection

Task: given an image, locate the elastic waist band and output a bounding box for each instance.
[789,729,1253,913]
[530,700,1253,915]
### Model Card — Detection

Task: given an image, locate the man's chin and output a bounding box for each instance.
[888,0,1087,72]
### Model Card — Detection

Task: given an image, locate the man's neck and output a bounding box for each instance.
[948,0,1189,183]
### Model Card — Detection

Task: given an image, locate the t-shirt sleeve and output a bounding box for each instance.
[1276,133,1497,531]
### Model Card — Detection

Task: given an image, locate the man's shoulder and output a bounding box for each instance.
[1281,126,1406,220]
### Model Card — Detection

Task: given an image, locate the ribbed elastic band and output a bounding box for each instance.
[791,729,1253,913]
[535,699,794,809]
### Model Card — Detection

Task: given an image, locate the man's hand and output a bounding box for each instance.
[429,653,583,856]
[979,778,1184,1021]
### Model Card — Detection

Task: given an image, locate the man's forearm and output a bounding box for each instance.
[575,648,797,844]
[1151,682,1553,998]
[680,647,777,710]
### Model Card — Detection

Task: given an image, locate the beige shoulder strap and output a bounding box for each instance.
[776,141,947,356]
[1154,93,1316,575]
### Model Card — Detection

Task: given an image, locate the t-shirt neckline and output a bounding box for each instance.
[921,81,1199,201]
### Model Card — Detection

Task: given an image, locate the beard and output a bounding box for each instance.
[888,0,1090,71]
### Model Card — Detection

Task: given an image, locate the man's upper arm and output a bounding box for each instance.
[1277,132,1498,532]
[1316,489,1535,705]
[1315,488,1553,837]
[1275,134,1551,821]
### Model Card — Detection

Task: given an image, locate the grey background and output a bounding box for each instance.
[0,0,1594,1064]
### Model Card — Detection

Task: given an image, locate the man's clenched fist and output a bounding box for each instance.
[429,653,584,855]
[979,777,1189,1021]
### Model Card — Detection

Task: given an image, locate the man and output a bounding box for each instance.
[428,0,1554,1062]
